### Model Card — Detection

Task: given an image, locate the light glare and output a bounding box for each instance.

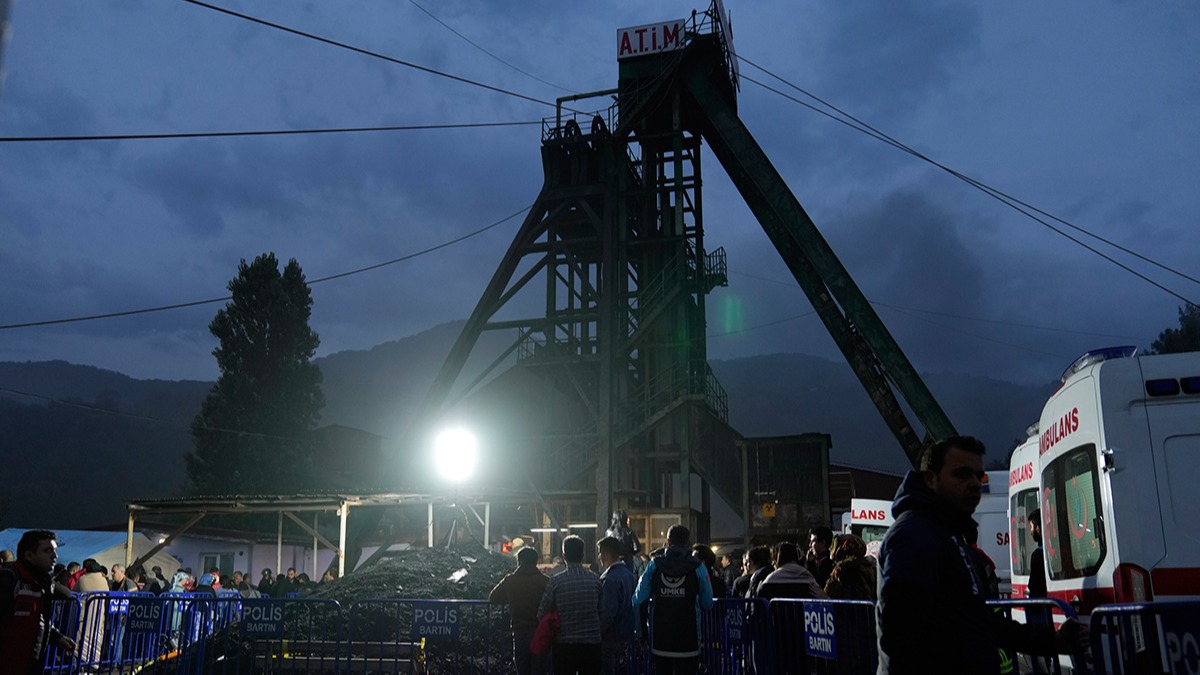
[434,428,477,483]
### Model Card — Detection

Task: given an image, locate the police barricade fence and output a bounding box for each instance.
[69,591,343,674]
[42,594,83,674]
[345,598,511,674]
[1090,600,1200,675]
[769,598,878,675]
[627,597,874,675]
[627,598,772,675]
[702,597,772,675]
[985,597,1085,675]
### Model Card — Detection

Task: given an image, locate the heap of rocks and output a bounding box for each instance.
[306,544,518,604]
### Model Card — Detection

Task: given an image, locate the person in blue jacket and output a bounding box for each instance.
[597,536,637,675]
[632,524,714,674]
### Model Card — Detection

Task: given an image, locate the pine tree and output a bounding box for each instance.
[1148,303,1200,355]
[186,253,325,494]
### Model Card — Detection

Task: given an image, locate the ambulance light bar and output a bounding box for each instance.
[1060,346,1137,384]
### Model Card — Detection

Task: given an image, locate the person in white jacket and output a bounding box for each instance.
[754,542,826,600]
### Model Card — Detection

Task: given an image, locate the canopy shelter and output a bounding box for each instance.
[0,528,180,577]
[123,490,578,578]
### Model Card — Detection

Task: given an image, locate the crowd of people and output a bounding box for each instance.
[489,437,1086,675]
[488,521,876,675]
[2,436,1082,675]
[0,533,340,674]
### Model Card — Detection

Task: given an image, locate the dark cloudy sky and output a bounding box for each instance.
[1,1,1197,385]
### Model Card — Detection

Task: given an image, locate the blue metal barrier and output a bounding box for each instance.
[986,597,1083,675]
[42,595,82,674]
[769,598,878,675]
[702,597,772,675]
[346,598,510,674]
[1090,601,1200,675]
[71,592,342,674]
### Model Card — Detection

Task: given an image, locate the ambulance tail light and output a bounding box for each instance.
[1114,563,1153,603]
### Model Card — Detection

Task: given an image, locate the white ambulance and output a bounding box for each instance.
[977,472,1012,595]
[848,484,1010,596]
[846,498,893,560]
[1007,432,1042,600]
[1012,346,1200,612]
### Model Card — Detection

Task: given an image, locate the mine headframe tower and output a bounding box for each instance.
[412,5,956,540]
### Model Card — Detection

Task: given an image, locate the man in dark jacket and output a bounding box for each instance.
[1027,508,1047,598]
[490,547,551,675]
[742,546,773,598]
[721,549,744,590]
[633,524,714,674]
[807,526,834,588]
[597,536,636,675]
[0,530,76,674]
[877,436,1084,675]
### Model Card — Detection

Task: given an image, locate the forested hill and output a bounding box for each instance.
[0,322,1051,528]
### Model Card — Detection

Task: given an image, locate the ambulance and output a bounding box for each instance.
[976,472,1012,595]
[846,498,894,559]
[848,482,1010,596]
[1010,346,1200,612]
[1007,432,1041,600]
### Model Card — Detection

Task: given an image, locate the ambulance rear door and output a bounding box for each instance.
[1127,353,1200,598]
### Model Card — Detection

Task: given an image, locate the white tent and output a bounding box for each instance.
[0,528,181,577]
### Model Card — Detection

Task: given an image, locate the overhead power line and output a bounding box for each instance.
[737,56,1199,306]
[0,205,530,331]
[406,0,573,94]
[729,270,1153,343]
[875,304,1072,360]
[0,120,540,143]
[180,0,578,113]
[708,311,817,338]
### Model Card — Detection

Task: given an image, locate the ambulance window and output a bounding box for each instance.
[1042,445,1106,579]
[852,525,888,546]
[1009,488,1038,577]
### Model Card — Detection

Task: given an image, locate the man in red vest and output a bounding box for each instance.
[0,530,76,674]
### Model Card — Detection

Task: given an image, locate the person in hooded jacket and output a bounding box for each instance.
[823,534,877,601]
[632,524,714,674]
[876,435,1086,675]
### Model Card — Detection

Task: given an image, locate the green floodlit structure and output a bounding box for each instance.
[412,4,955,541]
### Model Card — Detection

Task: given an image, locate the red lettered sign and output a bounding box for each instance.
[618,20,686,59]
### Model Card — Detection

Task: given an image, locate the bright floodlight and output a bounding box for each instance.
[434,428,477,483]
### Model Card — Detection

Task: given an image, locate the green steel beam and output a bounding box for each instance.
[668,41,955,466]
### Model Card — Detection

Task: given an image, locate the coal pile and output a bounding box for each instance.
[307,544,518,604]
[303,545,518,673]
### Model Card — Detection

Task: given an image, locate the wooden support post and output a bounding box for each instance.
[484,502,491,551]
[338,502,348,578]
[125,512,135,568]
[277,512,283,575]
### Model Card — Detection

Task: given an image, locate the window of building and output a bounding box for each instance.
[200,553,236,579]
[1041,445,1106,579]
